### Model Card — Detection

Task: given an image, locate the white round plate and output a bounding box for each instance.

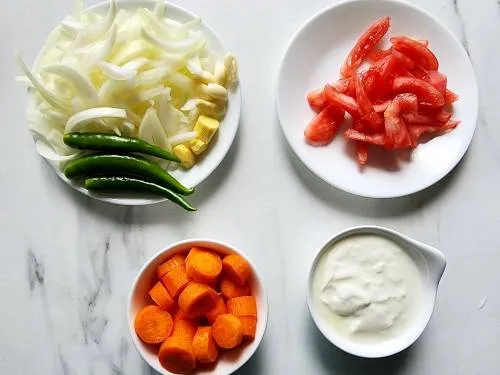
[276,0,478,198]
[31,0,241,206]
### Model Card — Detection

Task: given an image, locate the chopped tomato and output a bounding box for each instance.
[393,76,445,108]
[354,73,384,132]
[356,142,369,165]
[332,77,355,97]
[304,105,345,146]
[445,89,459,105]
[427,71,447,96]
[341,16,391,77]
[410,65,430,80]
[408,120,459,143]
[384,93,418,148]
[391,49,415,70]
[362,67,392,102]
[367,48,392,61]
[373,100,391,113]
[390,36,439,70]
[344,128,385,146]
[307,88,327,112]
[403,108,451,125]
[324,84,360,117]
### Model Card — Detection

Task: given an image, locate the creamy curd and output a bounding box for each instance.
[313,234,423,343]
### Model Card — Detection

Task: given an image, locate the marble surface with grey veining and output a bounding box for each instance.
[1,0,500,374]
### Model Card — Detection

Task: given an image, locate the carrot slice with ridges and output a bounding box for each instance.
[220,278,250,300]
[178,282,218,319]
[157,253,186,279]
[193,326,218,363]
[227,296,257,318]
[185,247,222,284]
[149,281,175,311]
[206,296,227,324]
[134,305,173,344]
[212,314,243,349]
[239,316,257,341]
[161,266,191,299]
[222,254,252,286]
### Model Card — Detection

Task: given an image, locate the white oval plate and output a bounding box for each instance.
[276,0,477,198]
[31,0,241,206]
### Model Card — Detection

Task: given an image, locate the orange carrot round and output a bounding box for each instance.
[157,253,186,279]
[239,316,257,341]
[212,314,243,349]
[178,282,218,319]
[227,296,257,317]
[171,318,198,340]
[222,254,251,286]
[220,278,250,299]
[159,336,196,374]
[134,305,173,344]
[185,247,222,284]
[205,296,227,324]
[148,281,175,311]
[192,326,218,363]
[161,266,191,298]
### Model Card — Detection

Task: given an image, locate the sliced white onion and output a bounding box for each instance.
[141,27,204,54]
[66,107,127,133]
[44,64,98,105]
[35,140,81,161]
[168,131,196,146]
[98,61,137,80]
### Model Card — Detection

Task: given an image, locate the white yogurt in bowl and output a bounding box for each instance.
[307,226,446,358]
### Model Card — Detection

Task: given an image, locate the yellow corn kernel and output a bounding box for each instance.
[189,138,208,155]
[173,145,196,169]
[193,115,220,143]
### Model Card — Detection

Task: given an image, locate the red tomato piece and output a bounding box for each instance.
[391,49,416,70]
[393,76,445,108]
[344,128,385,146]
[403,109,452,125]
[408,120,459,143]
[341,16,391,77]
[373,100,391,113]
[410,65,430,80]
[367,48,392,61]
[307,88,327,112]
[332,77,355,97]
[383,94,418,149]
[445,89,459,105]
[324,84,360,117]
[356,142,369,165]
[304,105,345,146]
[390,36,439,70]
[362,67,392,103]
[354,73,384,132]
[427,71,447,96]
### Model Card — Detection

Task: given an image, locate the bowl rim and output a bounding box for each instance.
[30,0,242,206]
[275,0,479,199]
[127,238,269,375]
[306,225,446,358]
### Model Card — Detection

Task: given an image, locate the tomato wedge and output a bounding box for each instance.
[408,120,459,143]
[427,71,447,96]
[403,109,452,125]
[367,48,392,61]
[324,84,360,117]
[304,105,345,146]
[332,77,355,96]
[373,100,391,113]
[344,128,385,145]
[362,66,392,102]
[354,73,384,132]
[445,89,459,105]
[340,16,391,77]
[307,88,327,112]
[390,36,439,70]
[384,93,418,149]
[393,76,445,108]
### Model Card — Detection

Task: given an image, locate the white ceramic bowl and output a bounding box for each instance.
[277,0,478,198]
[30,0,241,206]
[128,239,268,375]
[307,225,446,358]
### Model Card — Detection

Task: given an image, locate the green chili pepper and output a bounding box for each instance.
[64,154,194,196]
[84,177,196,211]
[63,132,180,162]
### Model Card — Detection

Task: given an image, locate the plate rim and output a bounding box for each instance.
[30,0,241,206]
[275,0,478,199]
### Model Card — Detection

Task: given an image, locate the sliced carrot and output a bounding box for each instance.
[171,318,198,340]
[192,326,218,363]
[205,296,227,324]
[178,282,218,319]
[220,278,250,299]
[227,296,257,318]
[185,247,222,284]
[159,336,196,374]
[239,316,257,341]
[222,254,251,286]
[212,314,243,349]
[148,281,175,311]
[161,266,191,298]
[157,253,186,279]
[134,305,173,344]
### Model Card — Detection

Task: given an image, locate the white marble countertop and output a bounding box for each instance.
[1,0,499,374]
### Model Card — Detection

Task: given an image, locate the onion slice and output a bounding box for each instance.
[66,107,127,132]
